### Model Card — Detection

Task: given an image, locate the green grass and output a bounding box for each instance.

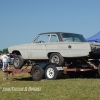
[0,69,100,100]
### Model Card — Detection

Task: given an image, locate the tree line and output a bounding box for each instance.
[0,48,8,54]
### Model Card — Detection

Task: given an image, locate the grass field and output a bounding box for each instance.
[0,68,100,100]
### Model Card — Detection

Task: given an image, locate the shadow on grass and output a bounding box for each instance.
[12,77,33,81]
[57,71,100,80]
[12,72,100,82]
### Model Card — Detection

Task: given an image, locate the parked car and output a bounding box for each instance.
[8,32,92,69]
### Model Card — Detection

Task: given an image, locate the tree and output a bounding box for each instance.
[2,48,8,53]
[0,50,2,54]
[0,48,8,54]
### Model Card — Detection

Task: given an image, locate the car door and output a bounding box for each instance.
[27,34,50,59]
[60,33,91,57]
[45,34,60,53]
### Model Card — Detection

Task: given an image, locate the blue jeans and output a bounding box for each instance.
[2,62,8,70]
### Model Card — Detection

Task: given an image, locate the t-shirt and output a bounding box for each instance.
[1,54,8,62]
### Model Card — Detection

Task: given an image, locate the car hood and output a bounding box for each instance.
[8,43,29,53]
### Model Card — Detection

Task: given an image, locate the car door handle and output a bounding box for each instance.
[68,45,71,48]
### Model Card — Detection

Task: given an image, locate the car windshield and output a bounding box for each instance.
[61,33,87,42]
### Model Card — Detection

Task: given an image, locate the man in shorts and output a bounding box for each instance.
[0,53,2,69]
[1,54,9,71]
[7,54,11,69]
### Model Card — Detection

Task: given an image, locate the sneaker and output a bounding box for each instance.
[3,78,8,80]
[2,69,5,71]
[2,69,6,71]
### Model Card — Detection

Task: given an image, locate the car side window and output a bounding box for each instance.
[34,35,50,43]
[74,37,81,42]
[63,37,73,42]
[61,33,86,42]
[50,35,58,42]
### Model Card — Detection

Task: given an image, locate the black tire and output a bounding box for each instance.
[31,65,44,81]
[45,64,58,80]
[13,55,24,69]
[98,64,100,76]
[49,53,64,66]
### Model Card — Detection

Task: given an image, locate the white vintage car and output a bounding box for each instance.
[8,32,91,69]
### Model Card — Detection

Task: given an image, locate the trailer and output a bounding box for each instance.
[4,59,100,81]
[6,32,100,80]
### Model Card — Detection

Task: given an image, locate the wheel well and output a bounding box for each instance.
[12,50,21,55]
[47,52,60,58]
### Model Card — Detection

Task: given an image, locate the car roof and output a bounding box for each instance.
[38,32,81,35]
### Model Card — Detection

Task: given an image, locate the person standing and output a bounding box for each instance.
[0,54,2,68]
[1,54,9,71]
[7,54,11,70]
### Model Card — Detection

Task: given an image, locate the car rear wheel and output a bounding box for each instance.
[13,55,24,69]
[49,53,64,66]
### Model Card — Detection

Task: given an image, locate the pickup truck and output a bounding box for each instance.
[8,32,100,69]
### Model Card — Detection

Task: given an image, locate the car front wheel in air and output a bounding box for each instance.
[13,55,24,69]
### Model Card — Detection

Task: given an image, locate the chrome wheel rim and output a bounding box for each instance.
[47,68,54,79]
[14,58,20,67]
[51,55,59,64]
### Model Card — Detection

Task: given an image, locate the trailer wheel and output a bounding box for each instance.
[31,65,44,81]
[13,55,24,69]
[45,64,58,80]
[98,64,100,76]
[49,53,64,66]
